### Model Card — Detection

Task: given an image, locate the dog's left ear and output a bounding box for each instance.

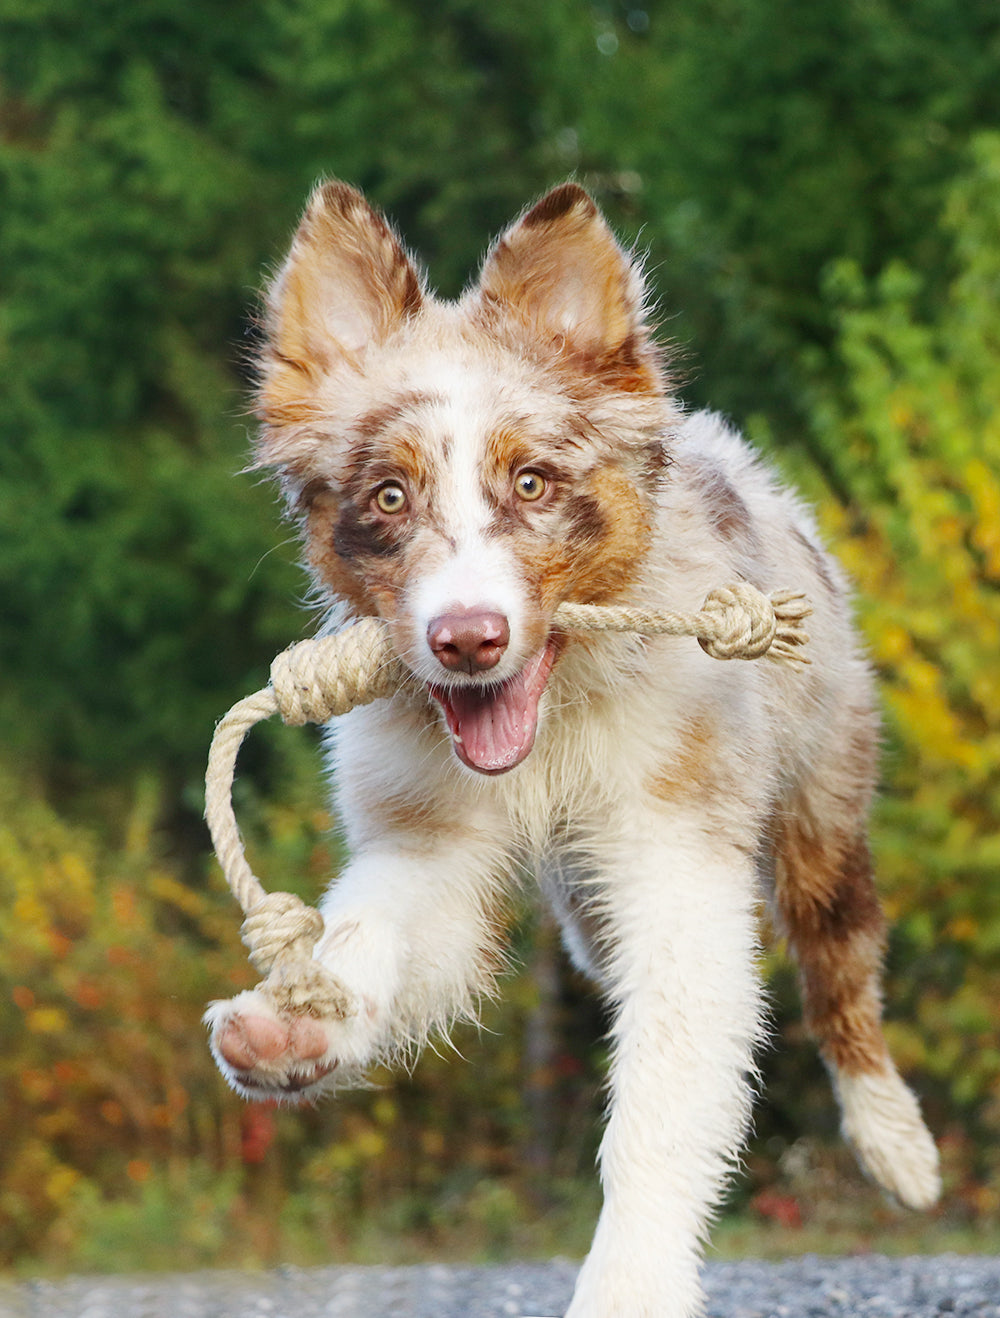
[476,184,654,374]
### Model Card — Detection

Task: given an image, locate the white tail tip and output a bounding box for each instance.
[835,1066,941,1211]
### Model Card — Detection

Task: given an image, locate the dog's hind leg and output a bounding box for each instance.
[771,748,941,1210]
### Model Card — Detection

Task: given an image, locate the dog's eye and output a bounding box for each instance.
[373,482,408,515]
[514,470,547,502]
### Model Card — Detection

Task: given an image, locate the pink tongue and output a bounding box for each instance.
[433,643,556,775]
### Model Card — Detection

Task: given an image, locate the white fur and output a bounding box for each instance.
[834,1067,942,1211]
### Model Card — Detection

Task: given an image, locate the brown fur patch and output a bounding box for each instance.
[514,467,648,613]
[646,716,719,804]
[772,804,890,1075]
[357,788,462,847]
[301,181,424,336]
[343,429,435,497]
[332,502,404,562]
[694,463,755,545]
[478,425,653,613]
[521,183,596,228]
[298,422,445,618]
[256,363,319,419]
[557,467,652,605]
[482,426,540,493]
[595,335,662,395]
[799,959,888,1075]
[302,488,380,617]
[566,493,607,546]
[354,392,441,444]
[792,525,838,597]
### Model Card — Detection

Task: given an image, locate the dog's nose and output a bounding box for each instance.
[427,610,510,674]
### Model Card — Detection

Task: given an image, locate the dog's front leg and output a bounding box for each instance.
[566,819,763,1318]
[206,822,513,1101]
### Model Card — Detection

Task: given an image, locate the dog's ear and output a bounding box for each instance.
[256,182,422,434]
[476,183,653,371]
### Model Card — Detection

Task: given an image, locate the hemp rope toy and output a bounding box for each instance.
[205,583,811,1022]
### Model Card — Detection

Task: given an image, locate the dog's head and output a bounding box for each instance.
[254,182,676,774]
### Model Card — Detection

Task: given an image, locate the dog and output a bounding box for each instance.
[206,182,941,1317]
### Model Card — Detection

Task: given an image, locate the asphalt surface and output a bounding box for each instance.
[4,1255,1000,1317]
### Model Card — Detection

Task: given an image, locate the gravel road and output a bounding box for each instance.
[4,1256,1000,1318]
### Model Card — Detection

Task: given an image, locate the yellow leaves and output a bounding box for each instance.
[888,397,916,432]
[58,851,96,904]
[0,759,275,1261]
[947,916,978,943]
[12,892,47,933]
[353,1127,388,1160]
[372,1095,398,1127]
[148,871,209,919]
[887,685,977,770]
[808,160,1000,1139]
[966,455,1000,577]
[44,1164,81,1206]
[26,1006,70,1035]
[2,807,98,951]
[871,622,910,666]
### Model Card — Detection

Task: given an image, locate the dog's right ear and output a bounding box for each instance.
[256,182,423,437]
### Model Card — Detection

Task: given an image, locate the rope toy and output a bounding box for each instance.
[205,584,810,1020]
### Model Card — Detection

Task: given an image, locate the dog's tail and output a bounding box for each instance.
[768,723,940,1209]
[829,1063,940,1210]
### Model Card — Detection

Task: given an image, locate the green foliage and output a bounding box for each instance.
[3,0,998,775]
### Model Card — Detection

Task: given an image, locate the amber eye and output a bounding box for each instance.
[373,482,408,515]
[514,469,547,502]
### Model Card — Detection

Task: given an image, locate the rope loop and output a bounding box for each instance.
[205,583,811,1022]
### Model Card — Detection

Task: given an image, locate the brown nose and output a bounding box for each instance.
[427,609,510,674]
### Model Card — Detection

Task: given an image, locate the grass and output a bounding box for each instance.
[10,1139,1000,1279]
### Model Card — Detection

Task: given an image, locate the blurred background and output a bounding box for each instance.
[2,0,999,1277]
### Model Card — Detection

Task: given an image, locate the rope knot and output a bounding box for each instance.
[697,583,778,660]
[241,890,324,974]
[240,891,355,1019]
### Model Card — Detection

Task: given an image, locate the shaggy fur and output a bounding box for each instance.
[206,182,940,1317]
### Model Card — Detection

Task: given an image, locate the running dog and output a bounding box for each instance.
[207,182,940,1317]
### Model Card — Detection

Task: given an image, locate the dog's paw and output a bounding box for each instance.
[204,989,360,1101]
[836,1065,941,1211]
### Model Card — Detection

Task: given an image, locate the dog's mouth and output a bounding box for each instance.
[429,634,562,775]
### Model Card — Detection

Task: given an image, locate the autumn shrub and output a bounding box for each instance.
[756,135,1000,1207]
[0,765,250,1263]
[0,748,605,1271]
